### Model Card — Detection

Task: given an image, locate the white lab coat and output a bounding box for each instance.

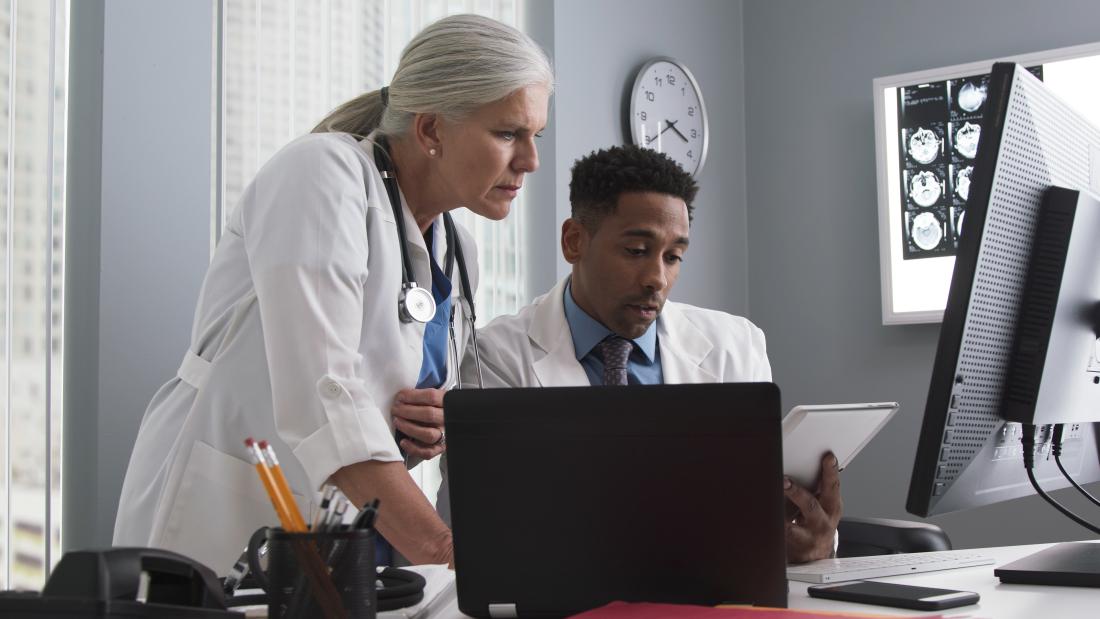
[461,277,771,388]
[113,132,477,574]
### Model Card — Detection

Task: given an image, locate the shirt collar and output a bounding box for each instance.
[563,279,657,363]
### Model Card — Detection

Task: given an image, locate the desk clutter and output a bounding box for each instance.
[0,437,426,619]
[218,437,426,618]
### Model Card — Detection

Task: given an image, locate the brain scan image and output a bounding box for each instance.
[954,122,981,159]
[955,166,973,201]
[957,81,987,113]
[909,170,942,207]
[907,127,941,164]
[911,211,944,251]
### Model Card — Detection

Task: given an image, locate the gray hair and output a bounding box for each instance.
[313,14,553,138]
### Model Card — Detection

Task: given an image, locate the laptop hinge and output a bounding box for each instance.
[488,603,518,618]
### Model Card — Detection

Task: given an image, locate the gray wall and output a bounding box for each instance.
[65,0,216,550]
[529,0,751,315]
[743,0,1100,548]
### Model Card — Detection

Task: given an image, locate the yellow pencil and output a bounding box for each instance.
[259,439,308,532]
[245,437,299,532]
[246,438,345,616]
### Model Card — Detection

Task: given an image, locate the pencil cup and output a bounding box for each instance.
[265,527,377,619]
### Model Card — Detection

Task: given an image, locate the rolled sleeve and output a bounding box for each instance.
[243,135,400,490]
[293,375,402,490]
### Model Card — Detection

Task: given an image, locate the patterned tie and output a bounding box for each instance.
[597,336,634,386]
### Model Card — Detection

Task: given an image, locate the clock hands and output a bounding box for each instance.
[665,119,689,143]
[644,119,690,145]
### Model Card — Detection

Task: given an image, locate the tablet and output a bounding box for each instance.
[782,402,899,488]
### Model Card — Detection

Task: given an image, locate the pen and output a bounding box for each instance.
[353,498,381,530]
[325,496,349,530]
[259,440,308,532]
[313,485,337,530]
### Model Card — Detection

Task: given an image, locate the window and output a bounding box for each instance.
[219,0,525,325]
[0,0,69,591]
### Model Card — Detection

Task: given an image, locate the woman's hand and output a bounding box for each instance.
[391,387,447,460]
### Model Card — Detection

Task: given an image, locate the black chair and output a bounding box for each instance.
[836,516,952,558]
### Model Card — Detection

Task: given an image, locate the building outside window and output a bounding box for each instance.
[0,0,69,591]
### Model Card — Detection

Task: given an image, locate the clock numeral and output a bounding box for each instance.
[654,76,663,87]
[681,87,685,96]
[691,128,697,139]
[667,74,676,86]
[688,106,695,117]
[645,90,655,102]
[639,111,647,121]
[687,150,693,160]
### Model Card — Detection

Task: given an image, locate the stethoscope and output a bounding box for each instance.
[372,137,484,390]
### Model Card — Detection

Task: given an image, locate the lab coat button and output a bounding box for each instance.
[324,381,341,396]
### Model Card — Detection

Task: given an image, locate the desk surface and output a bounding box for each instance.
[424,542,1095,619]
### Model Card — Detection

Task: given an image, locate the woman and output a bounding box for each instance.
[113,14,552,572]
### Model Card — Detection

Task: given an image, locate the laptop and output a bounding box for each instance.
[443,383,788,618]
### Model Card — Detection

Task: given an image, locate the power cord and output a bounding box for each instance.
[1051,424,1100,509]
[1022,424,1100,535]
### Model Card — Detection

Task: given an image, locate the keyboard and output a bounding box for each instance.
[786,549,996,584]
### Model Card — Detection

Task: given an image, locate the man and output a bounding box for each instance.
[461,145,840,563]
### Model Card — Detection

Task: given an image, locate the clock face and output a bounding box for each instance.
[629,58,708,176]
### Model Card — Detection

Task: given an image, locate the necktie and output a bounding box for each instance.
[598,336,633,386]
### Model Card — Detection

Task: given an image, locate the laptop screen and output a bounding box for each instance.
[444,382,787,617]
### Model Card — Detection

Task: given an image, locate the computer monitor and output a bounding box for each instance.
[906,62,1100,584]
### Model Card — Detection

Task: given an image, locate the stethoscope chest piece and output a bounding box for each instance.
[399,282,436,323]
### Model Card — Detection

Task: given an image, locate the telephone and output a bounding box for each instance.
[0,547,243,618]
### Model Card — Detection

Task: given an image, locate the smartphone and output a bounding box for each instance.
[807,580,979,611]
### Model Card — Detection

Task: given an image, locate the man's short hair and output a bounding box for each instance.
[568,145,698,231]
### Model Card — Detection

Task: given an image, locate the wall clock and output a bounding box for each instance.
[628,57,709,177]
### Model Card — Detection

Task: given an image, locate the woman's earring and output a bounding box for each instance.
[428,148,438,157]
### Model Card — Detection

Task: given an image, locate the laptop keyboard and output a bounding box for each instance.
[786,549,995,584]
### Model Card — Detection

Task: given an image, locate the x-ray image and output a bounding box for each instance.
[907,127,943,164]
[906,209,949,254]
[956,81,986,112]
[896,65,1043,260]
[906,169,945,207]
[952,165,973,201]
[951,207,966,243]
[951,121,981,160]
[949,76,990,120]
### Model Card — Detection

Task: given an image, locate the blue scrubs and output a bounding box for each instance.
[377,222,453,566]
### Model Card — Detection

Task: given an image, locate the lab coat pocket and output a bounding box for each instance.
[159,440,299,576]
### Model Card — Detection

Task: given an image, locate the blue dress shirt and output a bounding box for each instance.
[563,281,663,386]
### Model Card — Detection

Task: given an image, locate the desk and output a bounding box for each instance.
[424,542,1094,618]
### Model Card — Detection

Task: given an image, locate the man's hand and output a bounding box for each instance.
[391,387,447,461]
[784,452,843,564]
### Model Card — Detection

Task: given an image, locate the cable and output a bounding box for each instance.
[376,566,427,611]
[1022,424,1100,535]
[1051,424,1100,509]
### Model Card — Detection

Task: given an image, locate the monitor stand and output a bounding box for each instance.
[995,542,1100,587]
